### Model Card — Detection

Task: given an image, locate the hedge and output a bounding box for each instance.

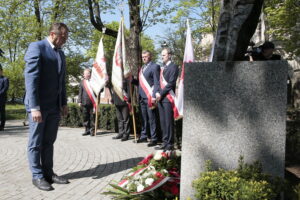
[60,103,183,145]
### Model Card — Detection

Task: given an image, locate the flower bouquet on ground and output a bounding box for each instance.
[102,150,181,200]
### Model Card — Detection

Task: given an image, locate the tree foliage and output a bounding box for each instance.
[166,0,220,62]
[0,0,93,101]
[264,0,300,57]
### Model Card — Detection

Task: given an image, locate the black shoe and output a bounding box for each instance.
[121,136,129,141]
[136,138,148,143]
[82,131,89,136]
[113,134,123,139]
[32,178,54,191]
[46,174,69,184]
[154,145,166,150]
[147,141,157,147]
[0,127,4,131]
[163,146,174,152]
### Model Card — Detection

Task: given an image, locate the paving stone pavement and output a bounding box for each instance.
[0,120,152,200]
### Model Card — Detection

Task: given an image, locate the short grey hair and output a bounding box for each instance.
[162,48,172,55]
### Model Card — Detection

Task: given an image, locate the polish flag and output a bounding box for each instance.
[176,19,194,120]
[90,36,108,95]
[111,17,132,112]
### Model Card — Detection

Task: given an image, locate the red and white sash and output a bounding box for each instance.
[83,79,97,109]
[139,69,155,108]
[160,68,180,119]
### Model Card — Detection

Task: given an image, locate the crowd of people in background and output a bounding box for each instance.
[79,48,180,152]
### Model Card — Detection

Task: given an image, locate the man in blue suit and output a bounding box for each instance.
[132,51,160,146]
[24,23,69,191]
[155,48,179,151]
[0,65,9,131]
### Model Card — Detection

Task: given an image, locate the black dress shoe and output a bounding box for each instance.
[147,141,157,147]
[32,178,54,191]
[121,137,129,141]
[154,145,166,150]
[113,134,123,139]
[46,174,69,184]
[163,146,174,152]
[82,132,89,136]
[136,138,148,143]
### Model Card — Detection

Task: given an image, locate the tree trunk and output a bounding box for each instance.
[34,0,42,40]
[128,0,142,75]
[87,0,118,38]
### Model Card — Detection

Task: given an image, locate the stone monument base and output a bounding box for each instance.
[180,61,287,199]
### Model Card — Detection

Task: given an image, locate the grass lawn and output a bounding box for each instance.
[6,103,26,120]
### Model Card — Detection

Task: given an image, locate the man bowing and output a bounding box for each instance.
[24,22,70,191]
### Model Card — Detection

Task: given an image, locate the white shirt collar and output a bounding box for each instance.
[165,60,171,67]
[47,37,55,49]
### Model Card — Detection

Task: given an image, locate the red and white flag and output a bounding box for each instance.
[176,19,194,119]
[90,36,108,95]
[111,17,132,110]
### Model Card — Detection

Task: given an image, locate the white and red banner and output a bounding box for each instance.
[111,17,131,100]
[160,69,180,119]
[90,36,108,95]
[139,69,154,108]
[175,19,194,120]
[83,79,97,109]
[111,17,132,113]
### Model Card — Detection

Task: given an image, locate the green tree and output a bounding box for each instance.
[87,0,174,75]
[4,57,26,102]
[264,0,300,57]
[0,0,93,101]
[86,21,156,76]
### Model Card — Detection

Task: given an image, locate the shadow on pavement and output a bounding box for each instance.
[62,157,144,180]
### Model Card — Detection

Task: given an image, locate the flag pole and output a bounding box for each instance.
[129,80,137,142]
[94,92,101,136]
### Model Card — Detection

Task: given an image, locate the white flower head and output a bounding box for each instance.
[142,172,150,178]
[137,184,145,192]
[145,178,154,186]
[154,151,163,160]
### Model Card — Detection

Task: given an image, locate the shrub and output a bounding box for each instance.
[192,157,285,200]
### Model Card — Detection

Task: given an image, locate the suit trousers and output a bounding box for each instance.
[0,104,6,128]
[158,101,174,148]
[27,110,60,179]
[82,105,95,133]
[115,105,130,137]
[139,99,157,141]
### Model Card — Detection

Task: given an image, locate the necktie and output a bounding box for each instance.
[143,64,147,73]
[54,48,62,74]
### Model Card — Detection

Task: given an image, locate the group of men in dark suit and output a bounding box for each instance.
[112,49,179,152]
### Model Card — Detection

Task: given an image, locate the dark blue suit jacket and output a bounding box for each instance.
[133,62,160,100]
[159,62,179,103]
[0,76,9,106]
[24,39,67,112]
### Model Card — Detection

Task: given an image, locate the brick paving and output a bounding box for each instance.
[0,120,152,200]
